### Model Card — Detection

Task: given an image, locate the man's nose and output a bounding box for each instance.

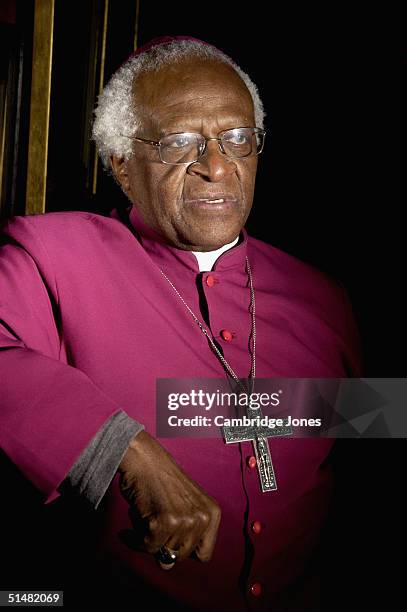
[186,140,237,182]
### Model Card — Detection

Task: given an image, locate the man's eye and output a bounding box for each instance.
[169,136,190,148]
[226,131,250,145]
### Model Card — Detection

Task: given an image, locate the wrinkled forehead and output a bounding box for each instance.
[132,59,254,128]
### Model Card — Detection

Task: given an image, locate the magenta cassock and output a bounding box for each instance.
[0,205,362,610]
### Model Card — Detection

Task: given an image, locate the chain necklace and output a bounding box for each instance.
[159,256,256,394]
[160,255,287,496]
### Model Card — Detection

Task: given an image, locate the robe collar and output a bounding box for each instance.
[112,204,249,274]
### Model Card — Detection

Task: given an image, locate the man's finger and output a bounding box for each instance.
[194,507,221,562]
[141,516,172,553]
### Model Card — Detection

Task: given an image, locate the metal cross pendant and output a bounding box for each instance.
[222,399,292,492]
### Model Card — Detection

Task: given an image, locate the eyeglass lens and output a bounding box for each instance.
[159,128,263,164]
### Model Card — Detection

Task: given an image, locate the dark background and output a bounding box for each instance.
[1,1,405,609]
[44,0,406,377]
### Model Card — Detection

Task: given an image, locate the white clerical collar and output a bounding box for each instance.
[191,237,239,272]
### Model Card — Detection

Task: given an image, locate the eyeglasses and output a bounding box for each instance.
[122,127,266,165]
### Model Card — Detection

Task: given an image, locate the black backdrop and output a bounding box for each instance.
[1,1,405,609]
[46,0,406,376]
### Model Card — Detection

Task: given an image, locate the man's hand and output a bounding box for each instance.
[118,431,221,569]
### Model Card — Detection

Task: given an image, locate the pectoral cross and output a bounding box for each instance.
[222,402,292,492]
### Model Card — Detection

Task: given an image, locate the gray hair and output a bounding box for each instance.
[92,39,266,170]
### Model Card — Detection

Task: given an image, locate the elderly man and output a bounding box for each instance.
[0,37,361,610]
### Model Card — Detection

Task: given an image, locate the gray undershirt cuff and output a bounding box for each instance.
[60,411,144,509]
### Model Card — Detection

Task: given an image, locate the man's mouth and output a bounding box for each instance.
[198,198,226,203]
[184,195,238,210]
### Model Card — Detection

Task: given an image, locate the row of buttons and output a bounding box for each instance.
[203,276,235,342]
[204,277,235,342]
[247,454,263,597]
[205,275,262,598]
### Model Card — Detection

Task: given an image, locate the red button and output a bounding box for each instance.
[250,582,262,597]
[251,520,262,534]
[247,456,257,469]
[205,275,216,287]
[220,329,233,341]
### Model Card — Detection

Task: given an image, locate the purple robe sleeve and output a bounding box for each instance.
[0,234,130,505]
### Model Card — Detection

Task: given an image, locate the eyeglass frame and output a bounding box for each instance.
[121,127,266,165]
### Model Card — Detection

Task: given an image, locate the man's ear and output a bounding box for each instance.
[110,155,131,194]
